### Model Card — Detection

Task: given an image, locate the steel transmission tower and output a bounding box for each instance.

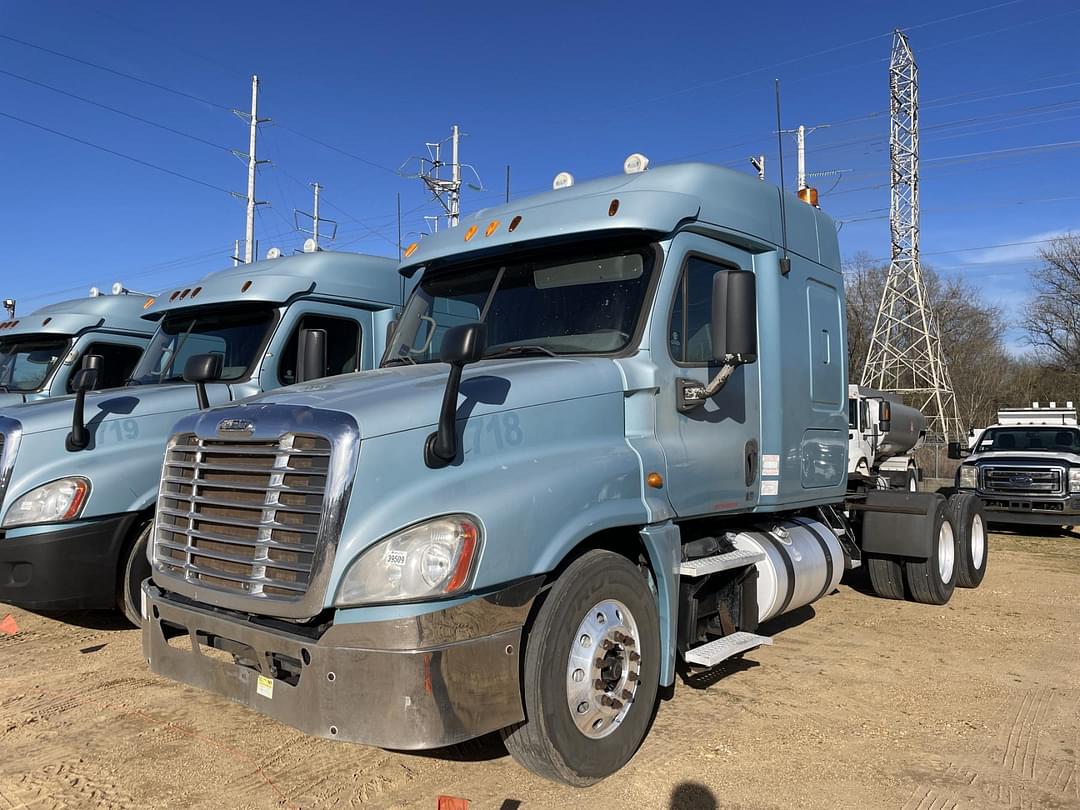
[400,125,483,230]
[232,75,270,263]
[861,30,963,443]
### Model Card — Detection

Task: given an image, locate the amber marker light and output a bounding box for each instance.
[191,286,202,298]
[42,317,51,326]
[508,215,522,232]
[609,198,620,216]
[241,280,253,292]
[647,472,664,488]
[143,298,155,309]
[446,521,480,592]
[404,242,419,258]
[464,224,478,241]
[169,290,180,301]
[485,220,500,237]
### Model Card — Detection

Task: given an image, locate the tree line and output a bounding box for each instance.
[845,233,1080,432]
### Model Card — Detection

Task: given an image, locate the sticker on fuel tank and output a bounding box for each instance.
[256,675,274,699]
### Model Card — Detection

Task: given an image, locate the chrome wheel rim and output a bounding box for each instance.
[939,520,956,582]
[970,514,986,570]
[565,599,641,740]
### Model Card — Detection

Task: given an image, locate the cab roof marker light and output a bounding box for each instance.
[485,220,500,237]
[241,280,253,292]
[608,199,620,217]
[464,225,478,242]
[508,215,522,232]
[143,297,155,309]
[169,291,180,301]
[404,242,420,258]
[623,153,649,174]
[552,171,574,190]
[42,317,51,326]
[191,286,202,298]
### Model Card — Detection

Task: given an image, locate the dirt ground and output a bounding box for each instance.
[2,529,1079,810]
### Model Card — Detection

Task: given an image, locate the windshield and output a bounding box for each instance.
[385,244,656,365]
[129,305,276,385]
[978,427,1080,453]
[0,335,69,392]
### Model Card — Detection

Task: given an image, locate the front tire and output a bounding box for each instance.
[948,493,988,588]
[118,521,152,627]
[501,550,660,786]
[904,500,957,605]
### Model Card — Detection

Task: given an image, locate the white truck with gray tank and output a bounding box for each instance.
[848,384,925,491]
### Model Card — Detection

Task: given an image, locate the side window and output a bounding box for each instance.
[669,256,731,365]
[278,314,362,385]
[69,342,144,391]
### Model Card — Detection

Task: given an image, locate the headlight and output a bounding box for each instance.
[334,515,481,606]
[1070,468,1080,492]
[2,477,90,528]
[958,466,978,489]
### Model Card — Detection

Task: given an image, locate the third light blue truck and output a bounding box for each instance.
[141,160,988,785]
[0,250,401,624]
[0,293,153,407]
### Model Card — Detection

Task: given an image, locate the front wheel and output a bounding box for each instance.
[118,521,152,627]
[501,550,660,786]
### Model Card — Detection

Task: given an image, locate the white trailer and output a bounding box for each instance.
[848,384,926,491]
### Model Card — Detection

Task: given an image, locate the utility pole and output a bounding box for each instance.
[781,124,828,192]
[294,181,337,252]
[400,125,482,230]
[232,75,270,263]
[749,154,766,181]
[233,240,240,267]
[861,30,962,443]
[2,299,14,318]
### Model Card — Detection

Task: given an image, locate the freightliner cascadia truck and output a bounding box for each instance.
[140,161,987,786]
[0,293,154,406]
[0,250,400,625]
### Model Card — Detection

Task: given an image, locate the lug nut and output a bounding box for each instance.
[628,651,641,662]
[627,671,639,682]
[594,679,606,690]
[600,695,613,707]
[621,689,633,700]
[610,699,623,711]
[601,639,615,650]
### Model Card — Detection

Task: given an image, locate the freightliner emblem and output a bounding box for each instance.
[217,417,255,436]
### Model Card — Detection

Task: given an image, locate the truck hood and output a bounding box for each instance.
[0,382,232,437]
[215,357,628,441]
[967,451,1080,466]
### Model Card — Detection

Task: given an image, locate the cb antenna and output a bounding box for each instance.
[775,79,791,277]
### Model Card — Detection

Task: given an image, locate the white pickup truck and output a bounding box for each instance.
[848,384,926,491]
[950,402,1079,532]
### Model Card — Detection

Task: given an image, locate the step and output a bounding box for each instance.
[683,631,774,668]
[678,548,765,577]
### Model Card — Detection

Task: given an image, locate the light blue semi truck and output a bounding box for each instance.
[141,161,987,785]
[0,250,400,625]
[0,294,154,406]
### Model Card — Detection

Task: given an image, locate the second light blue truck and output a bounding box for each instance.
[139,161,990,786]
[0,250,401,624]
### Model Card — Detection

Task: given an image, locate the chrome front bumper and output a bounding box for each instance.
[142,578,541,749]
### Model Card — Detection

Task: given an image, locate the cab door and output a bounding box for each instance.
[651,233,761,517]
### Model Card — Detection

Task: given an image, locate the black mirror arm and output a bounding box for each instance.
[424,362,464,468]
[194,381,209,411]
[66,387,91,451]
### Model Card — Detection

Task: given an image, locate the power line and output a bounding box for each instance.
[0,33,232,111]
[0,67,234,152]
[0,110,235,195]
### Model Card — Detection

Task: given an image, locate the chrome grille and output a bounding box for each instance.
[981,465,1064,496]
[154,433,331,600]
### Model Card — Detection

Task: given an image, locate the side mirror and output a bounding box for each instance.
[879,400,892,434]
[183,353,223,410]
[712,270,757,363]
[425,322,488,468]
[297,328,328,383]
[66,354,103,451]
[947,441,969,460]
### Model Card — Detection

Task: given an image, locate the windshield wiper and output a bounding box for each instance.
[484,345,558,359]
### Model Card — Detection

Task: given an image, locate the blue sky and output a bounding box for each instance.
[1,1,1078,350]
